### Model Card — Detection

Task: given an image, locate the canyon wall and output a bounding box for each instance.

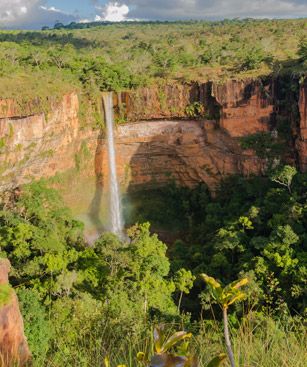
[0,76,306,204]
[0,259,31,366]
[0,93,99,191]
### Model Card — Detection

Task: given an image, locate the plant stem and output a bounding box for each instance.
[223,307,235,367]
[178,291,183,312]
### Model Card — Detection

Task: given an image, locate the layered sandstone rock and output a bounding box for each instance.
[0,93,99,191]
[0,259,31,366]
[116,83,213,121]
[212,79,273,137]
[0,76,305,198]
[98,119,265,192]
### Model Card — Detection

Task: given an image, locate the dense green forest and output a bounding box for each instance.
[0,166,306,366]
[0,19,306,104]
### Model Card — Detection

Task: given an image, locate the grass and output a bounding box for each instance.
[41,315,307,367]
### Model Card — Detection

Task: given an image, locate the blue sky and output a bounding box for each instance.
[47,0,94,17]
[0,1,306,29]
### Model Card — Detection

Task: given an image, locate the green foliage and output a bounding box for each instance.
[136,325,226,367]
[185,102,205,118]
[201,275,248,310]
[0,283,12,307]
[88,223,177,324]
[239,132,283,160]
[270,165,297,193]
[298,37,307,63]
[80,59,146,92]
[0,182,182,364]
[0,181,85,300]
[239,47,266,71]
[18,288,52,362]
[141,174,306,314]
[0,175,306,365]
[0,19,305,104]
[174,269,195,295]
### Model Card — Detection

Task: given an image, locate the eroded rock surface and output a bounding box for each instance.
[99,119,265,191]
[0,76,306,199]
[0,259,31,366]
[212,79,273,137]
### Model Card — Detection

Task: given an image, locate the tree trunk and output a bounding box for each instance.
[223,307,235,367]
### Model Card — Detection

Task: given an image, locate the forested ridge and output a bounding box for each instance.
[0,19,306,103]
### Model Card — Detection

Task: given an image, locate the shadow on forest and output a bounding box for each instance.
[0,32,99,49]
[86,68,302,237]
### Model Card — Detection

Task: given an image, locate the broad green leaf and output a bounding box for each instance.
[161,331,192,352]
[200,274,221,289]
[231,278,248,289]
[227,292,246,307]
[206,353,227,367]
[154,326,164,353]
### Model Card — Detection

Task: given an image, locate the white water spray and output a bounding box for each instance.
[103,92,123,236]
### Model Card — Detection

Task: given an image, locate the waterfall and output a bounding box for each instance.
[103,92,124,236]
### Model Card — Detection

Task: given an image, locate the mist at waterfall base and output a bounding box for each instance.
[102,92,124,236]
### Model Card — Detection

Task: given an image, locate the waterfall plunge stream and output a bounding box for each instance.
[103,92,124,236]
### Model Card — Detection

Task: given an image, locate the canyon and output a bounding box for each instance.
[0,75,306,224]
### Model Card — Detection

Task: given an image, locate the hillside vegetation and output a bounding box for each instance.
[0,167,306,366]
[0,19,306,104]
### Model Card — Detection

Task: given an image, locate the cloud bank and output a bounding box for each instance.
[0,0,76,29]
[0,0,306,29]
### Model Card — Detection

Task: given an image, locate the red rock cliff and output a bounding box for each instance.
[0,76,306,199]
[212,79,273,137]
[0,259,31,366]
[0,93,99,191]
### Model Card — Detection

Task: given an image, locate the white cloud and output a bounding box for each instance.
[0,0,76,29]
[95,2,130,22]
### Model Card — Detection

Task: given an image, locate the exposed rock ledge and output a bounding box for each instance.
[0,76,306,198]
[0,259,31,366]
[104,119,265,191]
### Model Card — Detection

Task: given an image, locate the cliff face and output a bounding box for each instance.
[101,119,265,192]
[0,76,306,202]
[0,93,99,191]
[212,79,273,137]
[0,259,31,366]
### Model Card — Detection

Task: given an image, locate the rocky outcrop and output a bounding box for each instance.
[0,93,99,191]
[0,74,306,240]
[99,119,265,192]
[117,83,215,121]
[0,259,31,366]
[297,77,307,171]
[0,76,306,201]
[212,79,273,137]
